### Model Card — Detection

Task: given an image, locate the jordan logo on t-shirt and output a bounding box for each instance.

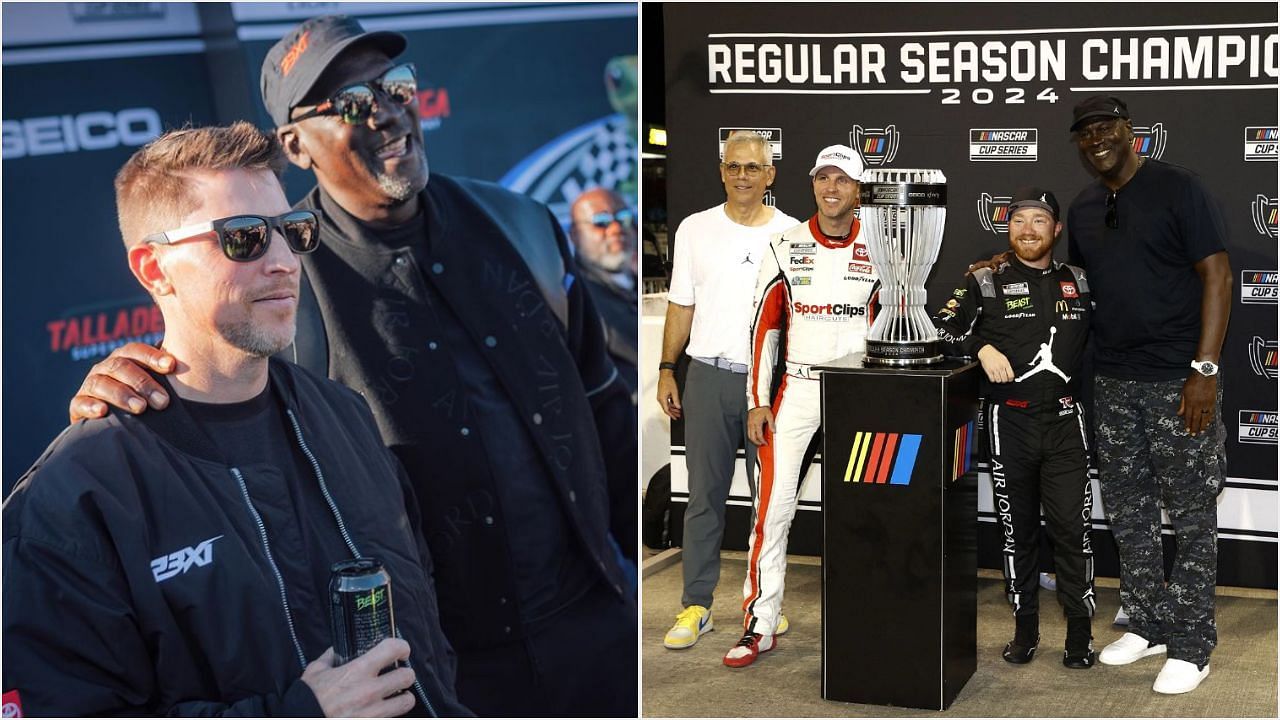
[1016,326,1070,383]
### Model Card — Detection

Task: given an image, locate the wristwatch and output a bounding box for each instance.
[659,361,678,372]
[1190,359,1219,377]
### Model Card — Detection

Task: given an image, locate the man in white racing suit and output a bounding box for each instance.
[724,145,880,667]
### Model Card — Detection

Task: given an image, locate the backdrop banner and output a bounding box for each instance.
[664,2,1277,588]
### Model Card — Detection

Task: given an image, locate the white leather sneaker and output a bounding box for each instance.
[1098,632,1167,665]
[1153,658,1210,694]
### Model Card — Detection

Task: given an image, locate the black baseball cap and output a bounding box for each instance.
[261,15,407,127]
[1070,95,1129,132]
[1008,186,1059,220]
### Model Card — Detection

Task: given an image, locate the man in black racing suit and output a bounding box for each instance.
[933,187,1097,669]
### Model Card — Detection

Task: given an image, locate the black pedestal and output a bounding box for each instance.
[818,354,980,710]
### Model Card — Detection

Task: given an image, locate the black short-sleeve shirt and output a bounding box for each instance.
[1066,159,1228,381]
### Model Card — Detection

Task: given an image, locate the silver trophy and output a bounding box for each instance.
[858,168,948,366]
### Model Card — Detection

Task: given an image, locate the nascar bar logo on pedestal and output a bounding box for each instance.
[843,431,922,485]
[859,168,947,366]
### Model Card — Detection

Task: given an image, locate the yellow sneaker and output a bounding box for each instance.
[776,614,790,636]
[664,605,713,649]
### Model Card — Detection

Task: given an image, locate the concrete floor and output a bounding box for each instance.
[643,550,1278,718]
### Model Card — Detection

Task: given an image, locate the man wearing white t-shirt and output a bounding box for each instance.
[657,131,800,650]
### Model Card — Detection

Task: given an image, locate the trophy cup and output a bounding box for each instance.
[858,168,948,366]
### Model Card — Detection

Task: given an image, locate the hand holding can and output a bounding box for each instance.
[330,558,399,666]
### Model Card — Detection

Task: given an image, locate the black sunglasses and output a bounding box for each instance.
[291,63,418,125]
[1105,192,1118,229]
[143,210,320,262]
[584,209,637,229]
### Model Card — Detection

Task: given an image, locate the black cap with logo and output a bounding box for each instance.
[260,15,407,127]
[1008,186,1060,220]
[1069,95,1130,132]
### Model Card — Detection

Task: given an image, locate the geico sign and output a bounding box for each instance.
[3,108,162,159]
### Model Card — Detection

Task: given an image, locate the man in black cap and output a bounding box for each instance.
[934,187,1098,669]
[67,15,636,717]
[1066,95,1230,694]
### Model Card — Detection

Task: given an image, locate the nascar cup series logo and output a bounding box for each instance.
[1238,410,1277,445]
[1241,270,1278,304]
[1252,195,1278,238]
[1130,122,1167,159]
[1249,337,1278,379]
[977,193,1012,235]
[1244,126,1278,161]
[969,128,1038,162]
[718,127,782,161]
[850,124,899,167]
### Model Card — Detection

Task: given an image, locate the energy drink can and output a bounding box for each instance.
[329,558,398,666]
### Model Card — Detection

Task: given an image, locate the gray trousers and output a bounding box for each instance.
[1095,375,1225,667]
[681,359,756,609]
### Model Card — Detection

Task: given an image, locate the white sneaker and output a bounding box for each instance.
[1039,572,1057,591]
[1114,606,1130,626]
[1153,658,1210,694]
[1099,632,1167,665]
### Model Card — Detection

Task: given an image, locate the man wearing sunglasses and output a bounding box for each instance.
[1064,96,1231,694]
[66,15,636,717]
[569,187,638,398]
[5,123,469,717]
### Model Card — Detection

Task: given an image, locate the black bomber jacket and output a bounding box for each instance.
[2,359,471,717]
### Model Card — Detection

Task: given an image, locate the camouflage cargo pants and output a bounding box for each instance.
[1094,375,1226,667]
